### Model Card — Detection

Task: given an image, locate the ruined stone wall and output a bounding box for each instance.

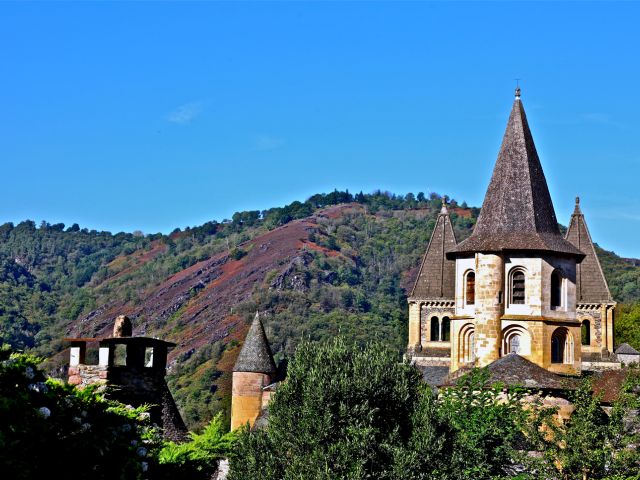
[68,364,108,388]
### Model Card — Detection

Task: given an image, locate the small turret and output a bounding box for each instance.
[231,313,277,430]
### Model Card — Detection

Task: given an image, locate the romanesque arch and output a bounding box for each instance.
[551,327,574,364]
[551,269,563,308]
[502,325,531,356]
[508,267,526,305]
[441,317,451,342]
[581,319,591,346]
[430,316,440,342]
[459,323,475,364]
[464,270,475,306]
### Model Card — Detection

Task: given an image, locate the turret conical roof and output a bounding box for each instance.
[233,313,277,374]
[565,198,612,303]
[450,90,584,259]
[410,201,457,299]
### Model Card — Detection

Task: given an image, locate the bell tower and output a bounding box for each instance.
[447,88,585,374]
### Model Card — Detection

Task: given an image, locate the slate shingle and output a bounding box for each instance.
[233,313,277,374]
[565,198,612,303]
[411,203,457,299]
[450,91,584,259]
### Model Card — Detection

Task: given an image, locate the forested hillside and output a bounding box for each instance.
[1,190,639,428]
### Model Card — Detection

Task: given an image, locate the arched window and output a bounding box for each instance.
[502,325,530,356]
[468,333,475,362]
[551,270,562,308]
[581,320,591,346]
[509,334,521,354]
[430,317,440,342]
[510,269,526,305]
[551,333,563,364]
[551,328,574,364]
[459,324,475,364]
[442,317,451,342]
[465,272,475,305]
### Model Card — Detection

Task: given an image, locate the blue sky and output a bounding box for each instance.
[1,2,639,257]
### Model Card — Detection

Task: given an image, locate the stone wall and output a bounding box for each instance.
[68,364,108,388]
[407,301,421,351]
[455,256,476,316]
[231,371,271,430]
[420,304,455,346]
[474,253,504,367]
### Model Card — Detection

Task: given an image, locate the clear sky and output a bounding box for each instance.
[2,2,639,257]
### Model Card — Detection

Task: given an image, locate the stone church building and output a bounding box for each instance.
[229,88,629,431]
[407,88,619,383]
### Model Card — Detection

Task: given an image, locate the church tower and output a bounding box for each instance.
[446,88,586,374]
[407,202,457,372]
[231,313,277,430]
[565,197,617,364]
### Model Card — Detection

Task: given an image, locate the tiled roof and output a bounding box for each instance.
[615,343,640,355]
[415,365,451,387]
[444,354,579,391]
[566,198,613,303]
[410,203,457,299]
[450,91,584,259]
[591,369,629,404]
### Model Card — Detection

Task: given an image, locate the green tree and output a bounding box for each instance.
[615,302,640,350]
[526,375,640,480]
[438,369,531,479]
[228,337,450,480]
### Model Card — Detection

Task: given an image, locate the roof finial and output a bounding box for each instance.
[515,79,521,100]
[573,196,582,215]
[440,196,448,214]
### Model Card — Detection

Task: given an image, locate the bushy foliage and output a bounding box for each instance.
[156,412,237,479]
[228,338,535,480]
[229,338,434,479]
[229,338,640,480]
[438,370,531,479]
[614,302,640,350]
[523,373,640,480]
[0,346,159,479]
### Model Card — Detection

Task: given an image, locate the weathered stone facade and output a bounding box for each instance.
[408,90,618,380]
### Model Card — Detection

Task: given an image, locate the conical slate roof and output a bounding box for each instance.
[450,90,584,259]
[410,202,457,299]
[233,313,277,374]
[565,198,612,303]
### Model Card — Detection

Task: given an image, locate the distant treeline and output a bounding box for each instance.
[174,189,475,238]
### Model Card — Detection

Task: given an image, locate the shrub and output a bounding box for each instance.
[156,413,237,479]
[0,346,159,479]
